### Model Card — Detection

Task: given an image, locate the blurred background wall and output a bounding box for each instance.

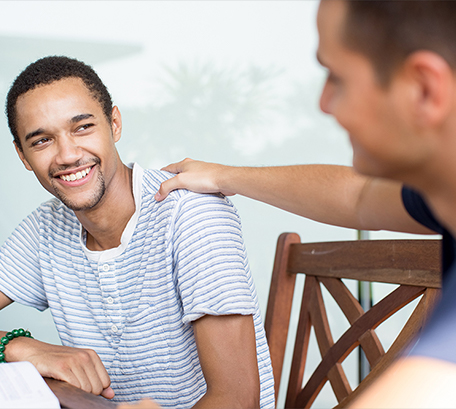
[0,2,437,407]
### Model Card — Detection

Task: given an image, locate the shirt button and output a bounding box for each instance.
[111,324,118,333]
[102,264,110,272]
[107,296,114,304]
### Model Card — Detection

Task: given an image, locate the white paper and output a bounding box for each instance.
[0,361,60,408]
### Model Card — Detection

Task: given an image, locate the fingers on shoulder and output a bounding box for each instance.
[156,175,185,200]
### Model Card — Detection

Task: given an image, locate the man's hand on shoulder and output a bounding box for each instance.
[3,336,114,399]
[155,158,235,201]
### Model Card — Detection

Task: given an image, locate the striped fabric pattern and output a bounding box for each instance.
[0,163,275,408]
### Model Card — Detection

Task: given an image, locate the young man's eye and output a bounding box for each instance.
[31,137,49,146]
[76,123,94,132]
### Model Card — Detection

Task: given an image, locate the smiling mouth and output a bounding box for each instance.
[59,166,92,182]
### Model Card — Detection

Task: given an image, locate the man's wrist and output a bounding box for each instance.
[0,329,34,363]
[218,164,242,196]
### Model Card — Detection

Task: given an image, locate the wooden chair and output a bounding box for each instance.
[265,233,441,408]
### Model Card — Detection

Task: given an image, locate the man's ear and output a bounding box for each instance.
[14,141,33,171]
[111,106,122,143]
[402,51,454,128]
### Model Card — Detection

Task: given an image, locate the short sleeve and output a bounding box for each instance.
[402,186,444,234]
[0,211,48,310]
[169,193,256,324]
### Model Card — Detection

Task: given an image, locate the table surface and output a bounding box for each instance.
[44,378,118,409]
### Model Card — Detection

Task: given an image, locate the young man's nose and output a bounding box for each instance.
[55,136,82,165]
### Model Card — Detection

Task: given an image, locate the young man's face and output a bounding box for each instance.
[14,77,122,211]
[316,0,429,180]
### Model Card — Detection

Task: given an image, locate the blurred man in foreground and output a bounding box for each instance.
[156,1,456,407]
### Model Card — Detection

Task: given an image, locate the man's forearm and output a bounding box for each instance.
[158,159,430,233]
[158,161,370,228]
[218,164,377,229]
[0,291,13,309]
[0,332,114,398]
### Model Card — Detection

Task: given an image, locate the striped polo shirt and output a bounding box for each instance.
[0,163,275,408]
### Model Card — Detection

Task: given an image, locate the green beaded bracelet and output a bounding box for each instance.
[0,328,33,363]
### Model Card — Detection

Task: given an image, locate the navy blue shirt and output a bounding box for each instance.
[402,187,456,362]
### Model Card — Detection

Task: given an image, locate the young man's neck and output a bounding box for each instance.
[76,164,135,251]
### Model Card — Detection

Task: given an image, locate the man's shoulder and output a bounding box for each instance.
[140,169,240,234]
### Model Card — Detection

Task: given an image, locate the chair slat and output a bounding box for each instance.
[319,277,385,367]
[288,240,441,288]
[308,277,334,356]
[286,275,316,406]
[308,278,352,404]
[264,232,300,400]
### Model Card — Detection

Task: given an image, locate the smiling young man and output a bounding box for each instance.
[155,1,456,406]
[0,56,275,408]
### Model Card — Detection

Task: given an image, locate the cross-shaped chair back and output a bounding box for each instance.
[265,233,441,408]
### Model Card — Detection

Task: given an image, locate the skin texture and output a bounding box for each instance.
[0,77,261,407]
[154,0,456,407]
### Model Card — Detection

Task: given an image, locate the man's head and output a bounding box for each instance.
[7,56,123,212]
[6,56,113,152]
[317,0,456,184]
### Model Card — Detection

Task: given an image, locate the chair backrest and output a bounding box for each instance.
[264,233,441,408]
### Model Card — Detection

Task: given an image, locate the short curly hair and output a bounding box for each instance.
[6,55,113,151]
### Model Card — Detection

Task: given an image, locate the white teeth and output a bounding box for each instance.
[60,167,91,182]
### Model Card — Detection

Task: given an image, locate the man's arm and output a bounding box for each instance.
[155,159,432,234]
[191,314,260,409]
[0,328,114,399]
[0,290,13,309]
[114,313,261,409]
[0,291,113,399]
[350,357,456,408]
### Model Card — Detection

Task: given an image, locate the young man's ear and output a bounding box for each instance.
[403,50,454,128]
[111,106,122,143]
[14,141,33,171]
